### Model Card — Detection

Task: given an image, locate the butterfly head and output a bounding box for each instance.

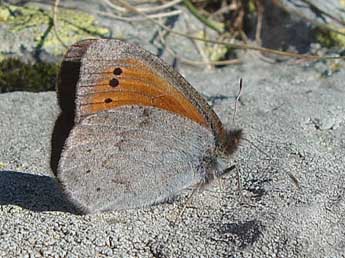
[217,128,243,157]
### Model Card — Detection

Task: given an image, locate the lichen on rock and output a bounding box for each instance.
[0,4,110,58]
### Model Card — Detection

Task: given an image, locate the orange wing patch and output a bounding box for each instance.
[79,58,208,127]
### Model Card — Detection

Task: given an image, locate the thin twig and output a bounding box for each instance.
[254,0,263,46]
[164,45,241,67]
[187,23,213,70]
[275,0,345,37]
[52,0,68,49]
[96,9,181,21]
[115,0,342,61]
[104,0,183,14]
[183,0,224,33]
[103,0,126,13]
[157,21,241,67]
[300,0,345,26]
[134,0,183,13]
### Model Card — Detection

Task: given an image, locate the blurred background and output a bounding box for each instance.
[0,0,344,93]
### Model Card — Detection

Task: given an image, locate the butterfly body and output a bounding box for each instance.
[51,39,241,213]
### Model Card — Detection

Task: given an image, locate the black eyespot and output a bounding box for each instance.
[104,98,113,103]
[109,78,119,87]
[113,67,122,75]
[86,170,91,174]
[96,187,101,192]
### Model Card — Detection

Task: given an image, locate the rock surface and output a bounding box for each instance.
[1,1,345,257]
[278,0,345,29]
[0,56,344,257]
[0,1,204,63]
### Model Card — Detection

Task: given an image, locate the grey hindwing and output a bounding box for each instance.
[57,105,216,213]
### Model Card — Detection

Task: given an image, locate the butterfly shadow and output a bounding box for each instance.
[215,219,264,249]
[0,170,81,214]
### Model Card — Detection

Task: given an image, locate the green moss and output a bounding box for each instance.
[0,58,59,92]
[315,28,345,48]
[0,4,110,56]
[320,61,343,78]
[208,43,228,62]
[0,5,11,22]
[193,31,229,62]
[248,0,256,13]
[0,5,110,92]
[0,53,5,62]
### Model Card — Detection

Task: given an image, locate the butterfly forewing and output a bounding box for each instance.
[52,39,238,213]
[75,40,225,134]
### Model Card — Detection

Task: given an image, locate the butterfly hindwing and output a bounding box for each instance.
[58,106,216,213]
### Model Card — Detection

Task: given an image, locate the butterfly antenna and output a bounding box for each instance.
[230,78,244,200]
[232,78,243,125]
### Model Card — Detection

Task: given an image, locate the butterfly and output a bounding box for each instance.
[50,39,242,214]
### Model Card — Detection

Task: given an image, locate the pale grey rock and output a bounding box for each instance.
[0,57,344,257]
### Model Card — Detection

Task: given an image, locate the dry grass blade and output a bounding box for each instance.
[104,0,183,14]
[114,0,342,61]
[132,0,183,13]
[275,0,345,37]
[103,0,126,13]
[96,9,181,21]
[52,0,68,49]
[254,0,263,45]
[157,24,241,67]
[183,0,225,33]
[300,0,345,26]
